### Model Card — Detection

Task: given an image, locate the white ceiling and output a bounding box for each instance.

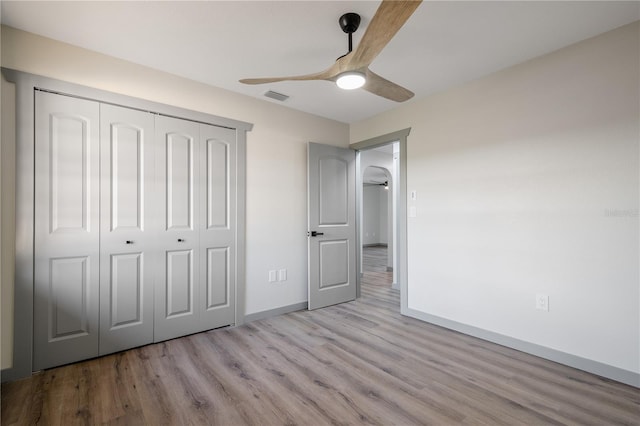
[2,1,638,123]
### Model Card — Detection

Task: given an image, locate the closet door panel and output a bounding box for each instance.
[166,249,194,316]
[33,92,100,370]
[206,247,229,309]
[166,132,194,230]
[48,256,91,338]
[108,253,143,325]
[154,115,200,342]
[199,124,236,329]
[99,104,155,355]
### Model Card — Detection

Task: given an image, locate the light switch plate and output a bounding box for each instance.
[278,269,287,281]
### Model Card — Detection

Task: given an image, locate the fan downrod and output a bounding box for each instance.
[339,13,361,53]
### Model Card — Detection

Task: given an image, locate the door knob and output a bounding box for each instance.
[125,240,134,244]
[178,238,185,242]
[310,231,324,237]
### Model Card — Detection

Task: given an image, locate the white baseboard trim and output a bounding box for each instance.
[403,307,639,388]
[244,302,308,323]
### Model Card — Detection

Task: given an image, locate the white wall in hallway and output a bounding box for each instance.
[362,184,389,246]
[363,185,380,245]
[378,186,388,244]
[361,151,394,246]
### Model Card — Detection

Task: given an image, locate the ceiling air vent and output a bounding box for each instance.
[264,90,289,102]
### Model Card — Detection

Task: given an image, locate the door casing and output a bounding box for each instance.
[350,129,410,310]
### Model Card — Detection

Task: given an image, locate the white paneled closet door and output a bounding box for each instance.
[33,92,101,370]
[31,91,240,369]
[199,124,236,329]
[154,115,201,342]
[99,104,156,355]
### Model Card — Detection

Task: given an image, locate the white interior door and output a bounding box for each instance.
[198,124,236,329]
[307,142,356,310]
[154,115,201,342]
[27,85,244,373]
[33,92,100,370]
[99,104,155,355]
[155,118,237,339]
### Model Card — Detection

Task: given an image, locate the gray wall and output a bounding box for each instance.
[351,22,640,378]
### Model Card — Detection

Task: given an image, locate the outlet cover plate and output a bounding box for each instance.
[536,294,549,311]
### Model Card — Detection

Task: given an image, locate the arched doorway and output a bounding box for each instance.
[359,142,398,292]
[362,166,392,276]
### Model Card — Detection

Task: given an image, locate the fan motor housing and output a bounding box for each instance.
[339,13,361,34]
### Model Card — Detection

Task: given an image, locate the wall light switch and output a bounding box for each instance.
[409,206,417,218]
[268,270,277,282]
[410,190,417,201]
[278,269,287,281]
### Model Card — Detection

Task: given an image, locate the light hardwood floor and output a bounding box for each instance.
[363,245,389,273]
[2,250,639,425]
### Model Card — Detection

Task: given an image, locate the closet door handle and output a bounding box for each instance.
[125,240,134,244]
[177,238,185,243]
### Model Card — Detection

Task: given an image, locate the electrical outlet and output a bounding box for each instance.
[536,294,549,311]
[268,270,277,282]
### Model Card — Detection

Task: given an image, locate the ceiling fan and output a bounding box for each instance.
[374,180,389,189]
[239,0,422,102]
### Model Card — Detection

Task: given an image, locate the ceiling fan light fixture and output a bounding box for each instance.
[336,72,366,90]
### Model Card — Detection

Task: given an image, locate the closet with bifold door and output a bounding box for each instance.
[32,89,239,371]
[154,115,237,343]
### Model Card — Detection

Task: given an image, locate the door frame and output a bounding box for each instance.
[350,129,410,312]
[1,68,252,382]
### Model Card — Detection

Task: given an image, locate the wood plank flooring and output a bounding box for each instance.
[2,248,639,425]
[363,245,388,273]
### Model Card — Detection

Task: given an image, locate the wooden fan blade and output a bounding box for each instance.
[363,69,414,102]
[240,64,340,85]
[347,0,422,70]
